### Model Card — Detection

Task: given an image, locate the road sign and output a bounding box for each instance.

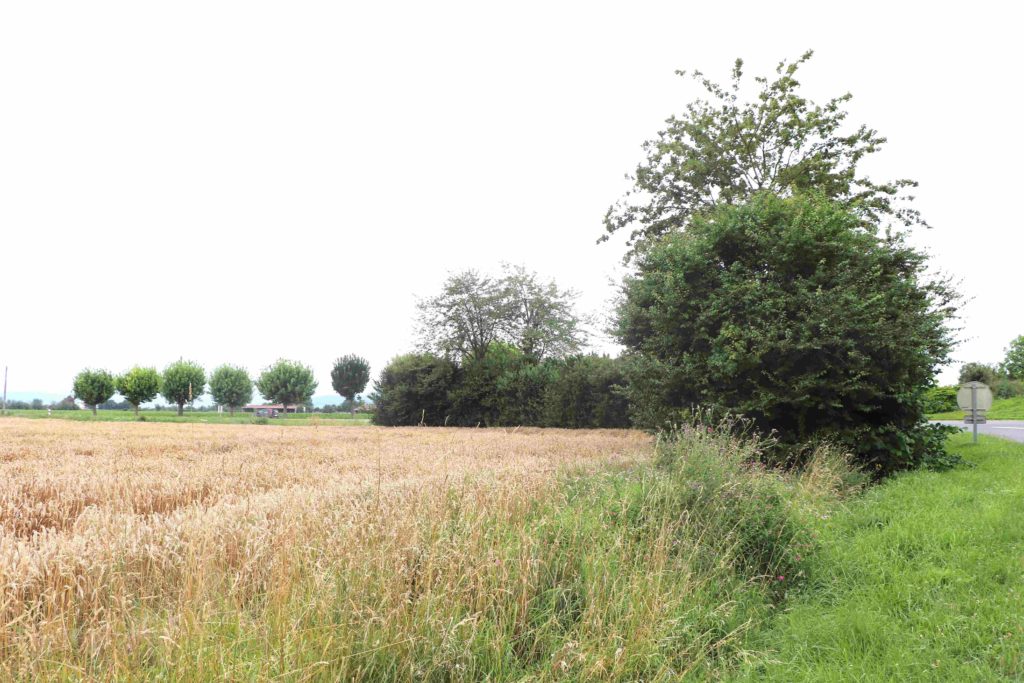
[957,382,993,411]
[958,381,993,443]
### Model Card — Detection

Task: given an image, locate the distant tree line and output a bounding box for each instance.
[69,356,371,416]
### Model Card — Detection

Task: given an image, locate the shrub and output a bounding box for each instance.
[617,193,958,474]
[958,362,1000,386]
[923,385,958,413]
[543,355,630,428]
[371,353,458,426]
[992,377,1024,399]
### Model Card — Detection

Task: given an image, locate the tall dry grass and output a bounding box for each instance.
[0,418,849,680]
[0,419,649,679]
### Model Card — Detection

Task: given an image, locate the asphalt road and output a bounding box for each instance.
[933,420,1024,444]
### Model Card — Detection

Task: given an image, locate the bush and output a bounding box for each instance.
[616,193,958,474]
[371,353,458,426]
[923,385,958,413]
[992,377,1024,399]
[543,355,630,428]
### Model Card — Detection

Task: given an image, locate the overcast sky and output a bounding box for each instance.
[2,1,1020,399]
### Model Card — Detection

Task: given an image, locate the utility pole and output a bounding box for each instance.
[2,366,7,416]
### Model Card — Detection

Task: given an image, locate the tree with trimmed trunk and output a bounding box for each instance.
[115,366,161,415]
[209,365,253,416]
[331,355,370,415]
[72,369,116,415]
[255,359,317,412]
[162,360,206,416]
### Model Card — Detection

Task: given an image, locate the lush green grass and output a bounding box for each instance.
[930,395,1024,420]
[0,408,372,426]
[734,432,1024,681]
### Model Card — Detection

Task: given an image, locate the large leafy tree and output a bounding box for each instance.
[617,193,957,474]
[1002,335,1024,380]
[209,365,253,415]
[958,362,1000,386]
[602,51,923,257]
[255,359,317,410]
[331,355,371,415]
[500,264,585,360]
[115,366,161,415]
[417,270,509,361]
[162,360,206,416]
[417,266,585,362]
[72,368,116,415]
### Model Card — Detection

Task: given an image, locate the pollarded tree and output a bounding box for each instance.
[115,366,161,415]
[617,193,958,474]
[1002,335,1024,380]
[162,360,206,416]
[602,51,924,257]
[209,365,253,415]
[331,355,370,415]
[255,359,317,411]
[72,368,116,415]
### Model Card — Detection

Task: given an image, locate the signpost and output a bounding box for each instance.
[957,381,993,443]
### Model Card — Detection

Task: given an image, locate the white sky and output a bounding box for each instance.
[2,1,1021,398]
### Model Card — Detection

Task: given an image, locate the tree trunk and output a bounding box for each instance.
[134,404,139,416]
[177,402,184,416]
[230,406,235,416]
[92,405,97,416]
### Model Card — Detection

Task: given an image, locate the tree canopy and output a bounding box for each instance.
[209,365,253,415]
[616,193,957,473]
[115,366,161,415]
[162,360,206,416]
[417,265,585,362]
[255,359,317,409]
[331,355,371,412]
[1002,335,1024,380]
[72,368,116,415]
[602,51,923,257]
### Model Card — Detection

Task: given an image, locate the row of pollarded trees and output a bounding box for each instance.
[72,356,372,416]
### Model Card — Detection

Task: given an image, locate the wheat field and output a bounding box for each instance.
[0,418,652,679]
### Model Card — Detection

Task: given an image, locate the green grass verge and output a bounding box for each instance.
[733,432,1024,681]
[930,395,1024,420]
[0,409,372,426]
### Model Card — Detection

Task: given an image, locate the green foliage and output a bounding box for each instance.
[603,51,923,256]
[115,367,161,414]
[448,343,526,426]
[617,193,958,473]
[542,355,630,428]
[161,360,206,416]
[371,353,457,426]
[992,377,1024,399]
[208,365,253,415]
[922,385,958,413]
[1001,335,1024,379]
[958,361,1000,386]
[330,355,371,407]
[254,359,317,409]
[72,368,116,415]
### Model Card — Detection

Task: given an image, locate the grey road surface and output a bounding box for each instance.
[933,420,1024,444]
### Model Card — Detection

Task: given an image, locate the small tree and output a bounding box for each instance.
[1002,335,1024,380]
[162,360,206,416]
[72,369,116,415]
[115,366,161,415]
[209,365,253,415]
[331,355,371,415]
[255,360,317,411]
[958,362,1000,386]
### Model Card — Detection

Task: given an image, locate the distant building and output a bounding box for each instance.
[242,404,299,417]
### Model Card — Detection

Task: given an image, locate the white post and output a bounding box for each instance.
[972,384,978,444]
[1,366,6,415]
